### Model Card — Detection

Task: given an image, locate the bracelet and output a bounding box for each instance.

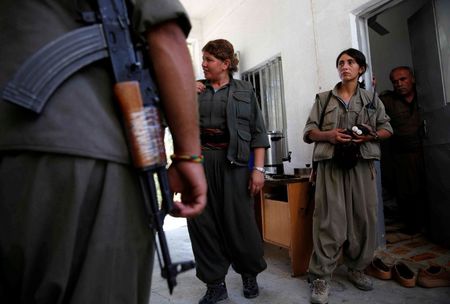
[170,154,204,164]
[253,166,266,174]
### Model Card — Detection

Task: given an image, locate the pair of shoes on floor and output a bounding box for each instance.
[417,265,450,288]
[348,268,373,291]
[365,257,392,280]
[310,278,329,304]
[392,261,417,288]
[199,275,259,304]
[365,257,417,288]
[198,282,228,304]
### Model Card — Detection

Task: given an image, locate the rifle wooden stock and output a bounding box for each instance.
[114,81,166,169]
[114,81,195,294]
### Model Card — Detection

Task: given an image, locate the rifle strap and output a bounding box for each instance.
[318,90,333,130]
[311,90,332,172]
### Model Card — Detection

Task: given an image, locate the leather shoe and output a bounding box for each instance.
[365,257,392,280]
[242,274,259,298]
[417,265,450,288]
[393,262,416,288]
[199,282,228,304]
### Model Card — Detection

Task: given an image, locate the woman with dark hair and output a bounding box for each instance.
[188,39,269,304]
[303,48,392,304]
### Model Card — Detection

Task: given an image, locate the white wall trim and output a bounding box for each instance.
[350,0,407,91]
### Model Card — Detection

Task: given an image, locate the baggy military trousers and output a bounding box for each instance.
[0,152,154,304]
[308,159,377,280]
[187,149,267,284]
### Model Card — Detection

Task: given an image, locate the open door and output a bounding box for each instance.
[408,0,450,247]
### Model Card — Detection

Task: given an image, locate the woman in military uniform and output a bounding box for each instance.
[189,39,269,304]
[303,48,392,304]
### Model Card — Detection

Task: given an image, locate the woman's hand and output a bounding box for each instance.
[308,128,352,144]
[352,124,375,143]
[196,81,206,94]
[248,169,265,197]
[328,128,353,144]
[351,133,372,143]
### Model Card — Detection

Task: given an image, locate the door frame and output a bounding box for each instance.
[350,0,405,90]
[347,0,407,248]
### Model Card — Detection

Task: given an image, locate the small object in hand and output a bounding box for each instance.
[351,125,366,136]
[354,124,372,135]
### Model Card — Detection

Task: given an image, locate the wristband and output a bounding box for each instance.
[170,154,204,164]
[253,166,266,174]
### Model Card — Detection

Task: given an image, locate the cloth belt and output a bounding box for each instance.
[201,128,229,150]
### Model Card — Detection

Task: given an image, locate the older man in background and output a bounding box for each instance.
[380,66,427,235]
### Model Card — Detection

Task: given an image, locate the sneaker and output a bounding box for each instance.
[242,274,259,298]
[348,269,373,291]
[198,282,228,304]
[310,279,329,304]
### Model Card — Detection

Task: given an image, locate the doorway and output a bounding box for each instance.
[358,0,450,248]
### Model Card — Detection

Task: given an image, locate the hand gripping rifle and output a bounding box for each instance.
[2,0,195,294]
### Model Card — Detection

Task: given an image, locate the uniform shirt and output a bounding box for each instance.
[303,83,393,161]
[0,0,190,164]
[199,82,229,130]
[380,91,422,152]
[198,78,269,165]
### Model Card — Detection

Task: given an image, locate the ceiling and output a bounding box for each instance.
[179,0,218,19]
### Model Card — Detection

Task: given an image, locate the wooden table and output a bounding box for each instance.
[259,177,314,276]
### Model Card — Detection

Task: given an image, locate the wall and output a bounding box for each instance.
[186,18,204,78]
[186,0,390,172]
[369,0,428,92]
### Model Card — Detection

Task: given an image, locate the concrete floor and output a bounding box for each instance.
[150,217,450,304]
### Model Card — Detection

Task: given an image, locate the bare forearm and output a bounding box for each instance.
[307,127,392,144]
[146,21,200,155]
[375,129,392,141]
[307,129,335,143]
[253,147,265,167]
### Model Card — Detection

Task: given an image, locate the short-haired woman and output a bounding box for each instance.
[188,39,269,304]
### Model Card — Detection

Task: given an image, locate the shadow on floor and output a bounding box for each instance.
[150,217,450,304]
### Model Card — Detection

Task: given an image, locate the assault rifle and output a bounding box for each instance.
[2,0,195,294]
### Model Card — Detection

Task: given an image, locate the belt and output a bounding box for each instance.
[200,128,229,149]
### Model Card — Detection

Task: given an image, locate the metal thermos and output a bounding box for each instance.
[264,131,290,175]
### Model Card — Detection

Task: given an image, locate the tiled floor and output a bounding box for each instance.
[375,224,450,278]
[379,194,450,274]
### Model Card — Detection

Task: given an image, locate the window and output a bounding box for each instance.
[187,39,203,79]
[242,56,286,134]
[242,56,290,172]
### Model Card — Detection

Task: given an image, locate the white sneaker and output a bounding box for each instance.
[310,279,329,304]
